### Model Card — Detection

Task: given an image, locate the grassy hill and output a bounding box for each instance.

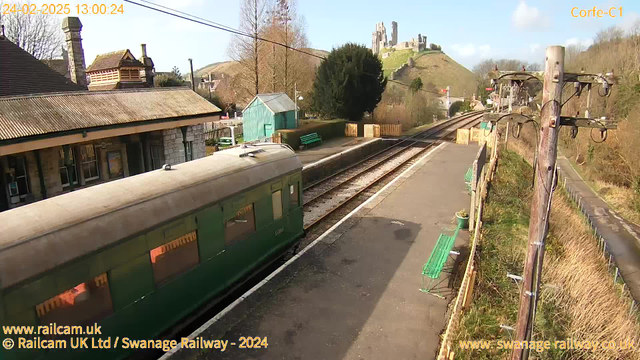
[381,50,477,98]
[194,48,328,78]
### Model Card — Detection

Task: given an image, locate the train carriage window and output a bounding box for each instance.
[289,183,299,207]
[225,204,256,245]
[35,273,113,327]
[150,231,199,285]
[272,191,283,220]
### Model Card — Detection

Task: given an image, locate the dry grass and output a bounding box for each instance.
[510,137,640,359]
[593,179,640,225]
[453,141,640,359]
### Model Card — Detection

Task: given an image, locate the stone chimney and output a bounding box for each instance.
[61,17,87,87]
[139,43,155,87]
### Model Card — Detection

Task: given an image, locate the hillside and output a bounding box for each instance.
[194,47,328,78]
[382,50,477,98]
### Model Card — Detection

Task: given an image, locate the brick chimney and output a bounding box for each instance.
[139,43,155,87]
[61,17,87,87]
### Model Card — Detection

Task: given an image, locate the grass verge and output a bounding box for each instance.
[452,149,640,360]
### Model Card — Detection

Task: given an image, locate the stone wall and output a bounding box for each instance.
[162,124,206,165]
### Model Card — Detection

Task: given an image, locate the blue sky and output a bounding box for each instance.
[40,0,640,73]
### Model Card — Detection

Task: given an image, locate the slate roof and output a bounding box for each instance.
[42,59,69,78]
[0,88,222,141]
[244,93,297,114]
[86,49,144,72]
[0,35,86,97]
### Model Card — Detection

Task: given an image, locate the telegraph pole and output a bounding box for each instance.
[188,58,195,91]
[511,46,565,360]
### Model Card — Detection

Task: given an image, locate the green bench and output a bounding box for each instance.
[420,226,460,298]
[464,166,473,194]
[300,132,322,148]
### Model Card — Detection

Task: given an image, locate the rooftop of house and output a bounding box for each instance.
[86,49,145,72]
[0,87,222,142]
[245,93,297,114]
[0,35,86,97]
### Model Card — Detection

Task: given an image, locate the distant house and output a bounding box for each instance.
[242,93,297,142]
[86,45,154,91]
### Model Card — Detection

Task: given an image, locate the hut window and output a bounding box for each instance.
[225,204,256,245]
[272,190,283,220]
[35,273,113,326]
[150,231,199,285]
[80,145,100,181]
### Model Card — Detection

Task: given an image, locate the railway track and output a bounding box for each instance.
[149,112,484,359]
[301,111,484,245]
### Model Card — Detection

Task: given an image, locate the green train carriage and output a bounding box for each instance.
[0,144,303,360]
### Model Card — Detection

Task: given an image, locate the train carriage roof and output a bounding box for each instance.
[0,144,301,290]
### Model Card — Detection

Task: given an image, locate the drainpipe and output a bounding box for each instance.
[34,150,47,199]
[180,126,189,162]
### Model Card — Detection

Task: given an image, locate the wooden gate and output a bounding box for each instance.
[380,124,402,136]
[345,123,358,137]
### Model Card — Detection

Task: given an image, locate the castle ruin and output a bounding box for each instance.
[371,21,426,55]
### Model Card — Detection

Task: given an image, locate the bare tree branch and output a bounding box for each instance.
[0,1,63,59]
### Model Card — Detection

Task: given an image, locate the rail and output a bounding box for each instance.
[303,112,485,232]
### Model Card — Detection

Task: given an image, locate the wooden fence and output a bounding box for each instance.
[380,124,401,136]
[203,125,244,143]
[437,128,499,360]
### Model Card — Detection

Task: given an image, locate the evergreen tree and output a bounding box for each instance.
[311,43,387,121]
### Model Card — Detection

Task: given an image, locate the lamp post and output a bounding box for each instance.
[294,82,303,128]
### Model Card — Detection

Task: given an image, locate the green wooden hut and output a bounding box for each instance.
[242,93,297,142]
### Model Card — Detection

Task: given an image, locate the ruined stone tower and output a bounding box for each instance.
[390,21,398,47]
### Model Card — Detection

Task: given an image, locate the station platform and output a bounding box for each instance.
[296,137,377,166]
[167,142,480,360]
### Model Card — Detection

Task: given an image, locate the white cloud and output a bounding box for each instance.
[512,1,550,29]
[619,11,640,33]
[565,38,593,48]
[451,43,491,58]
[529,43,540,53]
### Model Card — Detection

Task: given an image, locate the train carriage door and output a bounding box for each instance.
[264,124,274,138]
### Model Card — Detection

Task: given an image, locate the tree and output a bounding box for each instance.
[261,0,312,100]
[155,66,184,87]
[410,77,423,93]
[228,0,269,99]
[0,1,63,59]
[311,43,387,121]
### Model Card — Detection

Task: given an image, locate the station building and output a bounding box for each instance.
[0,18,221,212]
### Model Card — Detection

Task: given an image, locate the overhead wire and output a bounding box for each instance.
[123,0,327,60]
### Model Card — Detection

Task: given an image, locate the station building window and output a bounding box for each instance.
[150,231,199,285]
[150,145,165,170]
[35,273,113,326]
[289,183,299,207]
[58,148,78,188]
[6,155,30,203]
[272,190,283,220]
[79,145,100,181]
[225,204,256,245]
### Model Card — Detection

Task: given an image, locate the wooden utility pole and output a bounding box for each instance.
[511,46,564,360]
[188,58,195,91]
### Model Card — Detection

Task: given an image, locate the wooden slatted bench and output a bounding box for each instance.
[300,133,322,148]
[420,226,460,298]
[464,166,473,194]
